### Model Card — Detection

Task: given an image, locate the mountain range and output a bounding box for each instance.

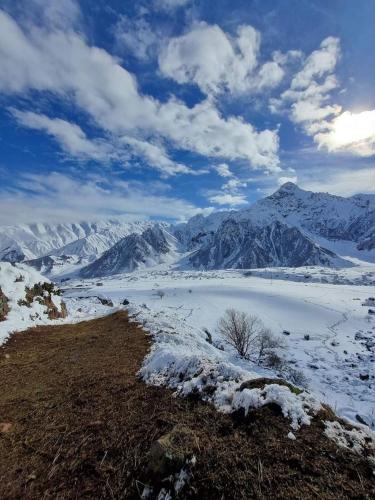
[1,183,374,278]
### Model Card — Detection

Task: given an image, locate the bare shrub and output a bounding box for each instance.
[256,328,285,363]
[217,309,264,359]
[156,290,165,299]
[264,352,287,370]
[284,367,309,388]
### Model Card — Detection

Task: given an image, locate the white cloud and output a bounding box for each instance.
[270,37,341,128]
[154,0,191,11]
[113,15,159,60]
[0,10,280,173]
[301,167,375,196]
[290,37,340,90]
[214,163,233,177]
[209,193,248,206]
[277,175,298,186]
[0,172,210,224]
[3,0,81,31]
[222,178,247,191]
[121,137,192,175]
[159,22,289,96]
[10,109,115,161]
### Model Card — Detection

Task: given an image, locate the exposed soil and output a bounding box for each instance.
[0,311,374,499]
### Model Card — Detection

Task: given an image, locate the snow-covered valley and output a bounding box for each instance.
[62,266,375,432]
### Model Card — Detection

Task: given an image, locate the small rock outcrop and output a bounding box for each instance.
[0,287,9,321]
[19,283,67,320]
[148,425,196,477]
[239,377,303,395]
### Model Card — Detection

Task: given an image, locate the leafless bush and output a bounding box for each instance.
[256,328,285,363]
[217,309,264,359]
[156,290,165,299]
[284,367,309,388]
[264,352,287,370]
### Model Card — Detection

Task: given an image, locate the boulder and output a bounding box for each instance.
[148,425,196,477]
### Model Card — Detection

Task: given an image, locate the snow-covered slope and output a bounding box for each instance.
[0,220,153,263]
[187,218,347,270]
[80,225,179,278]
[256,182,375,249]
[0,262,67,344]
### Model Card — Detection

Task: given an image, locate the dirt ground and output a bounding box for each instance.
[0,311,374,499]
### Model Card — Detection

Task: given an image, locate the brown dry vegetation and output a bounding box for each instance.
[0,311,374,499]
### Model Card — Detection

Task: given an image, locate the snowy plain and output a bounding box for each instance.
[62,265,375,431]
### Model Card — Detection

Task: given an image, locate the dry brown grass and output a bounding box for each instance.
[0,311,374,499]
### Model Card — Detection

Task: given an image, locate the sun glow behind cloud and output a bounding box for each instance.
[316,110,375,156]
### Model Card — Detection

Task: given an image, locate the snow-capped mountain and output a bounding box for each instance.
[255,182,375,249]
[0,183,374,277]
[188,218,346,270]
[80,225,178,278]
[173,183,374,269]
[0,220,153,263]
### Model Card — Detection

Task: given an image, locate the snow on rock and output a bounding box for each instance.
[324,420,375,464]
[0,262,67,345]
[232,384,321,430]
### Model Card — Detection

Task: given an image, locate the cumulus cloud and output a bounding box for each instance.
[209,164,249,207]
[209,192,248,206]
[0,172,210,225]
[10,109,116,161]
[214,163,233,177]
[270,37,341,127]
[159,22,293,96]
[0,10,280,173]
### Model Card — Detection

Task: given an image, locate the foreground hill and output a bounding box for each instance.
[0,312,374,498]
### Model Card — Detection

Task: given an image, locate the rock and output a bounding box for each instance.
[304,334,310,340]
[355,414,368,426]
[148,425,196,477]
[98,297,114,307]
[238,378,302,395]
[359,374,369,381]
[282,330,291,336]
[122,299,130,305]
[0,422,13,433]
[0,287,10,321]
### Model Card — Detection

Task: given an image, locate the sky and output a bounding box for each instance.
[0,0,375,225]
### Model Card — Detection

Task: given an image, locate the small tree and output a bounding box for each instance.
[217,309,264,358]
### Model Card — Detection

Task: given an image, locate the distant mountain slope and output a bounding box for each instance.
[1,183,374,276]
[0,220,153,263]
[256,182,375,249]
[188,218,347,270]
[80,225,178,278]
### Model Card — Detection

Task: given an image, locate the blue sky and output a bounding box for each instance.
[0,0,375,224]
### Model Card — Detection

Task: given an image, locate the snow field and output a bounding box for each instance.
[63,268,375,446]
